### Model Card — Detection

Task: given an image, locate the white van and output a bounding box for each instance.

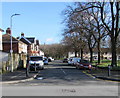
[29,56,44,70]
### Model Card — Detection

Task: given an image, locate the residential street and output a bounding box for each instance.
[2,60,119,96]
[1,1,120,97]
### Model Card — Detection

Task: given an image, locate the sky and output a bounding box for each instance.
[1,2,72,44]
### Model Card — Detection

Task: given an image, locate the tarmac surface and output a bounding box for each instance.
[1,61,120,83]
[1,60,119,96]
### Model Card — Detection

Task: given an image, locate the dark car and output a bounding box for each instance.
[75,59,92,70]
[63,58,68,63]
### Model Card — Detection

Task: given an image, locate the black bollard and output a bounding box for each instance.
[108,65,111,77]
[26,65,30,77]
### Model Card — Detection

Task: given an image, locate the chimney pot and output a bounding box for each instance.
[6,28,11,34]
[21,33,24,37]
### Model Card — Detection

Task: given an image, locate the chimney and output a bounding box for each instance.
[36,40,39,45]
[6,28,11,34]
[21,32,24,37]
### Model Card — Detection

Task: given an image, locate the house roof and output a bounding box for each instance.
[0,28,4,32]
[19,36,31,45]
[26,37,35,43]
[36,40,39,45]
[2,34,27,45]
[2,34,19,42]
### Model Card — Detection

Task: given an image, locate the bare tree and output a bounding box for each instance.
[39,44,68,59]
[73,1,120,66]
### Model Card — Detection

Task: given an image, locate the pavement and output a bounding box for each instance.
[1,69,38,84]
[1,66,120,84]
[84,68,120,82]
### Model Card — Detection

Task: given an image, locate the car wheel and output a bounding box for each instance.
[41,67,44,70]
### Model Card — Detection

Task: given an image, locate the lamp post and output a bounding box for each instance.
[10,13,20,72]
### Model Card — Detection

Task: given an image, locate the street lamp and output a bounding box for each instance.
[10,13,20,72]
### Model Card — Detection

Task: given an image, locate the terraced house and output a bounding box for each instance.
[2,28,27,54]
[2,28,28,69]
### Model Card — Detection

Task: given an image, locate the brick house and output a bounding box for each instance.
[2,28,27,54]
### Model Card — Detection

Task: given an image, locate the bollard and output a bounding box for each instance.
[108,65,111,77]
[35,63,37,72]
[26,65,30,77]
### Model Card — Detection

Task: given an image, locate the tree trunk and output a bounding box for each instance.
[89,48,93,63]
[80,49,83,59]
[75,51,77,57]
[78,50,80,57]
[97,40,101,64]
[111,37,117,67]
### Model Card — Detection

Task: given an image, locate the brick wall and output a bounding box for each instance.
[2,43,18,53]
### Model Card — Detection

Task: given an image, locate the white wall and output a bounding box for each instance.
[0,51,8,69]
[19,42,27,54]
[39,50,44,56]
[68,52,79,58]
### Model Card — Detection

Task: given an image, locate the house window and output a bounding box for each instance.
[105,57,107,59]
[71,52,74,54]
[119,56,120,59]
[105,52,107,55]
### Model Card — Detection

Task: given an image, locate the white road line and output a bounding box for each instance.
[60,68,67,75]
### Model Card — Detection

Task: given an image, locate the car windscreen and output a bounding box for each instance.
[30,57,43,61]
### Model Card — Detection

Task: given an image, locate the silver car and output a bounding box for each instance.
[68,57,81,65]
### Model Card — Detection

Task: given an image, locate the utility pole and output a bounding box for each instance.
[10,14,20,72]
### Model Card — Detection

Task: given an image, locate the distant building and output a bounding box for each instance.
[68,48,120,60]
[0,28,4,50]
[26,37,41,56]
[17,33,32,56]
[39,50,44,56]
[2,28,27,54]
[17,33,44,56]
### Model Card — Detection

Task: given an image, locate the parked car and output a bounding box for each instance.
[48,57,54,62]
[75,59,92,70]
[63,58,68,63]
[43,57,48,65]
[29,56,44,71]
[68,57,81,65]
[68,58,73,65]
[73,57,81,65]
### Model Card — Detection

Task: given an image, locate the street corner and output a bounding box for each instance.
[1,72,38,84]
[83,70,120,82]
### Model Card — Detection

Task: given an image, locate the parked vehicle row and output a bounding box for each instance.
[48,57,54,62]
[63,58,69,63]
[63,57,92,70]
[75,59,92,70]
[28,56,54,71]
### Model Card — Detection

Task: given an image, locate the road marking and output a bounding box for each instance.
[60,68,67,75]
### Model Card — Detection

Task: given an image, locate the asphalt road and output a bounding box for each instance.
[2,60,119,96]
